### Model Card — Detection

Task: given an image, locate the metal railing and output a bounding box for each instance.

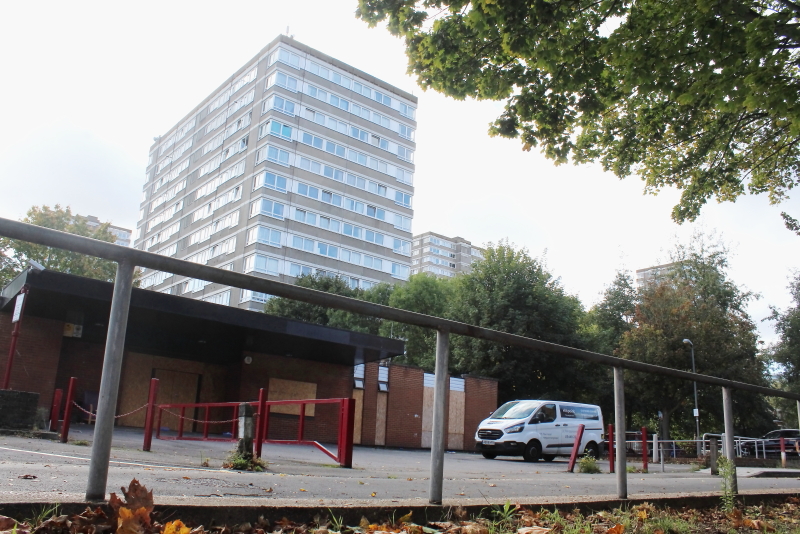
[1,217,799,503]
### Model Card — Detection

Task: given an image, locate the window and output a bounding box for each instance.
[260,120,293,140]
[364,255,383,270]
[240,290,272,304]
[198,155,222,177]
[254,171,287,193]
[373,90,391,106]
[220,136,248,162]
[203,290,231,306]
[319,216,340,232]
[292,235,314,252]
[398,123,414,140]
[398,102,416,119]
[270,48,301,69]
[244,254,280,276]
[365,230,385,246]
[294,209,317,226]
[341,249,362,265]
[345,198,364,213]
[227,89,254,116]
[203,133,224,155]
[343,223,362,239]
[366,205,386,220]
[246,225,282,248]
[224,112,251,139]
[297,182,319,199]
[393,238,411,255]
[397,145,413,162]
[394,214,412,231]
[317,242,339,258]
[395,191,411,208]
[208,89,231,113]
[321,190,342,207]
[256,145,291,166]
[264,95,296,116]
[250,198,285,219]
[392,263,410,279]
[307,61,330,79]
[195,160,246,199]
[267,71,298,92]
[233,68,257,93]
[352,82,371,98]
[289,263,313,277]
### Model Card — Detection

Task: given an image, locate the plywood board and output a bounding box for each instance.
[154,368,200,431]
[421,386,434,448]
[375,391,387,446]
[352,389,364,445]
[448,390,466,450]
[268,378,316,416]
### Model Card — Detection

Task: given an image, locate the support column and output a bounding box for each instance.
[797,400,800,432]
[85,260,136,501]
[722,387,738,494]
[613,366,627,499]
[429,328,449,505]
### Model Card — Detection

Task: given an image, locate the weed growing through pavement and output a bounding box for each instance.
[578,455,601,473]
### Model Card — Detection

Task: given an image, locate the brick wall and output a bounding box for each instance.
[385,364,424,448]
[239,352,352,444]
[53,338,105,417]
[463,375,499,451]
[0,311,64,408]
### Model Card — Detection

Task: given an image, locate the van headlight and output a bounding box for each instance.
[505,423,525,434]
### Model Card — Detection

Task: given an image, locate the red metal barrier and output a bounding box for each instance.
[155,397,355,466]
[142,378,159,452]
[255,389,265,458]
[49,389,63,432]
[60,377,77,443]
[641,427,649,472]
[566,424,585,473]
[608,423,614,473]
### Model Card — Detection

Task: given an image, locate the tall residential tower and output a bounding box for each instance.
[410,232,484,278]
[135,36,416,310]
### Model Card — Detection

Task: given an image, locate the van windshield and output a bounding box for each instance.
[490,401,540,420]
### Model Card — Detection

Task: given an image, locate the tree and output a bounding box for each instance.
[448,241,592,403]
[767,272,800,427]
[581,270,637,356]
[383,273,453,370]
[617,234,773,439]
[358,0,800,224]
[263,274,394,335]
[0,205,119,287]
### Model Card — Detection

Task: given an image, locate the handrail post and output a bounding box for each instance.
[298,402,306,441]
[85,259,136,501]
[613,366,627,499]
[203,406,210,439]
[232,404,240,440]
[49,389,63,432]
[608,423,614,473]
[142,378,159,452]
[429,328,449,505]
[255,389,265,458]
[156,407,163,440]
[60,377,77,443]
[722,387,738,494]
[3,285,29,390]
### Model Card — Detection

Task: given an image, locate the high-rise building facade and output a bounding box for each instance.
[135,36,416,310]
[410,231,484,278]
[635,262,677,288]
[78,215,132,247]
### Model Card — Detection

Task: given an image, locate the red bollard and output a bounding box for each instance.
[567,424,586,473]
[231,404,239,439]
[49,389,63,432]
[255,388,265,458]
[142,378,159,452]
[641,427,649,472]
[202,407,210,439]
[60,377,77,443]
[298,402,306,441]
[337,398,355,467]
[608,423,615,473]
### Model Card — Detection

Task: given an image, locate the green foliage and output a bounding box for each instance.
[578,455,601,474]
[717,456,737,512]
[617,232,772,439]
[767,272,800,427]
[0,205,120,287]
[357,0,800,225]
[223,449,266,472]
[384,273,453,370]
[449,241,593,403]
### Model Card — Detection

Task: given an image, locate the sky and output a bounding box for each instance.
[0,0,797,344]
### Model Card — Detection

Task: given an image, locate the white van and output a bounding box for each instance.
[475,400,604,461]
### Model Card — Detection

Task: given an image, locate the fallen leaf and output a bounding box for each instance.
[182,477,191,480]
[637,511,647,521]
[489,483,497,487]
[606,524,625,534]
[371,492,377,497]
[264,487,273,493]
[360,517,370,529]
[518,527,551,534]
[299,489,307,492]
[407,478,413,481]
[397,512,413,524]
[164,520,191,534]
[18,475,36,479]
[463,525,489,534]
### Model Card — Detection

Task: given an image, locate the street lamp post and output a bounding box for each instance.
[683,339,701,457]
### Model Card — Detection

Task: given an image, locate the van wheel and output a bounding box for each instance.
[584,442,599,459]
[542,455,556,462]
[523,441,541,462]
[482,452,497,459]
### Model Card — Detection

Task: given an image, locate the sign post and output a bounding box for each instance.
[3,287,29,390]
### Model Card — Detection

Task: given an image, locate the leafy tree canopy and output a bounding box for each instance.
[0,205,119,287]
[357,0,800,224]
[767,272,800,426]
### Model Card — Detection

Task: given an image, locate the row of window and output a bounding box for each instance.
[188,210,240,246]
[303,107,414,160]
[158,116,197,156]
[195,160,245,200]
[198,136,248,177]
[208,68,257,114]
[146,201,183,232]
[151,180,186,213]
[152,159,189,193]
[269,47,416,119]
[266,69,415,141]
[185,236,237,264]
[192,185,242,223]
[144,221,180,249]
[157,138,193,174]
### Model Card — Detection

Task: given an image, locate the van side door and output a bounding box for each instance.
[557,404,581,455]
[530,403,561,455]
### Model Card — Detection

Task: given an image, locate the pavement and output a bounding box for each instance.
[0,425,798,508]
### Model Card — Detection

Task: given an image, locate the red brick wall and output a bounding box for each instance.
[359,362,379,445]
[238,352,353,444]
[463,375,499,450]
[385,364,424,448]
[0,311,64,408]
[53,338,105,413]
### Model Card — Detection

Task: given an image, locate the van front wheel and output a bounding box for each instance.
[482,452,497,459]
[523,441,541,462]
[584,442,599,459]
[542,455,556,462]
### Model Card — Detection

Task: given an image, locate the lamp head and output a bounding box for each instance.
[683,338,693,346]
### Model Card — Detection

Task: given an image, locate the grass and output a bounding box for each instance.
[25,504,60,527]
[69,439,90,446]
[578,455,601,474]
[222,449,267,472]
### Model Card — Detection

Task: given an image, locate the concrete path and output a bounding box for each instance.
[0,426,797,507]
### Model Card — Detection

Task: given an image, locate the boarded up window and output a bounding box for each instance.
[268,378,317,416]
